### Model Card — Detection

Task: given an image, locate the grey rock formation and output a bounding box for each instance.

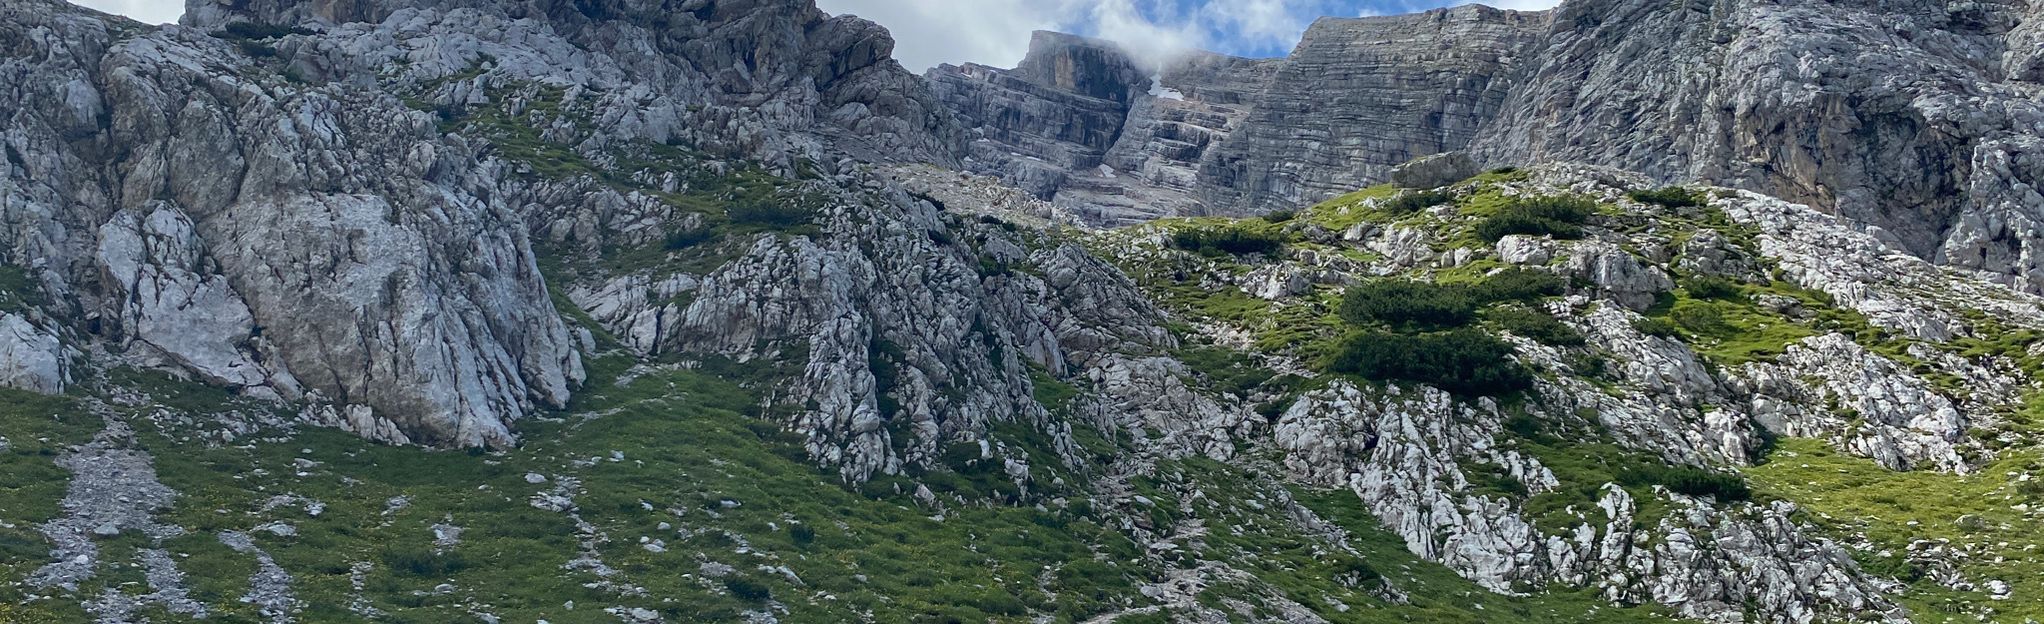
[6,0,2044,621]
[1390,152,1480,190]
[1201,8,1546,213]
[185,0,964,166]
[1471,0,2044,292]
[2,0,594,447]
[0,313,67,394]
[927,32,1281,225]
[940,0,2044,291]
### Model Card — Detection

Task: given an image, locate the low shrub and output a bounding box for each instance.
[1382,190,1453,215]
[1475,196,1595,242]
[219,21,313,40]
[1487,307,1585,346]
[1616,464,1751,502]
[1628,186,1704,208]
[1338,280,1476,329]
[1632,317,1680,338]
[1261,210,1297,223]
[664,227,718,250]
[1467,267,1565,302]
[1169,226,1286,257]
[724,576,772,602]
[1175,347,1278,398]
[1324,329,1531,396]
[1684,276,1743,300]
[1670,303,1731,335]
[727,197,813,228]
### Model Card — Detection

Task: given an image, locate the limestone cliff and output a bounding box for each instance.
[942,1,2044,294]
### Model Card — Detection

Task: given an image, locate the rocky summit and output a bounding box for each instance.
[0,0,2039,623]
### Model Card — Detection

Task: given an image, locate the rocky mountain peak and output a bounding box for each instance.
[935,0,2044,294]
[1012,30,1151,102]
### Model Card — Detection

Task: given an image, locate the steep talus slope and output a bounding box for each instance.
[1,0,2043,623]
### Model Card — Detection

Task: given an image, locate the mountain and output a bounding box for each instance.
[932,2,2044,296]
[0,0,2039,622]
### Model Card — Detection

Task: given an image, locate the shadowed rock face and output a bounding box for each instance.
[936,0,2044,292]
[1469,0,2044,280]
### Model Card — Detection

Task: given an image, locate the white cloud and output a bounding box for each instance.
[816,0,1067,73]
[1083,0,1203,70]
[69,0,183,24]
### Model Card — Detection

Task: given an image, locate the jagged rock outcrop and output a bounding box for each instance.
[0,313,67,394]
[1272,382,1905,624]
[1,0,582,447]
[185,0,964,166]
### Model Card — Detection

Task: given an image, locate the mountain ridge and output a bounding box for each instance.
[930,0,2044,295]
[0,0,2040,622]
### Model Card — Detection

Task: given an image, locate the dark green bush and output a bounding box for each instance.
[1669,304,1730,335]
[1324,329,1532,396]
[381,546,467,577]
[1628,186,1704,208]
[663,228,717,250]
[724,576,772,602]
[1383,190,1453,215]
[1462,461,1530,498]
[1632,317,1680,338]
[1684,276,1743,300]
[1340,270,1564,332]
[1169,226,1286,257]
[789,524,816,547]
[1502,413,1546,442]
[1467,267,1565,302]
[1175,346,1278,398]
[1616,464,1750,502]
[1486,307,1584,346]
[1338,280,1476,329]
[220,22,314,40]
[1475,196,1595,242]
[727,197,814,228]
[1261,210,1297,223]
[237,41,279,58]
[976,214,1018,232]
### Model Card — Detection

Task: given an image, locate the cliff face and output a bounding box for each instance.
[1,0,586,448]
[1471,0,2044,291]
[1199,7,1548,214]
[940,0,2044,293]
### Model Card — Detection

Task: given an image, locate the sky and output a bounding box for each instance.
[72,0,182,24]
[72,0,1563,73]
